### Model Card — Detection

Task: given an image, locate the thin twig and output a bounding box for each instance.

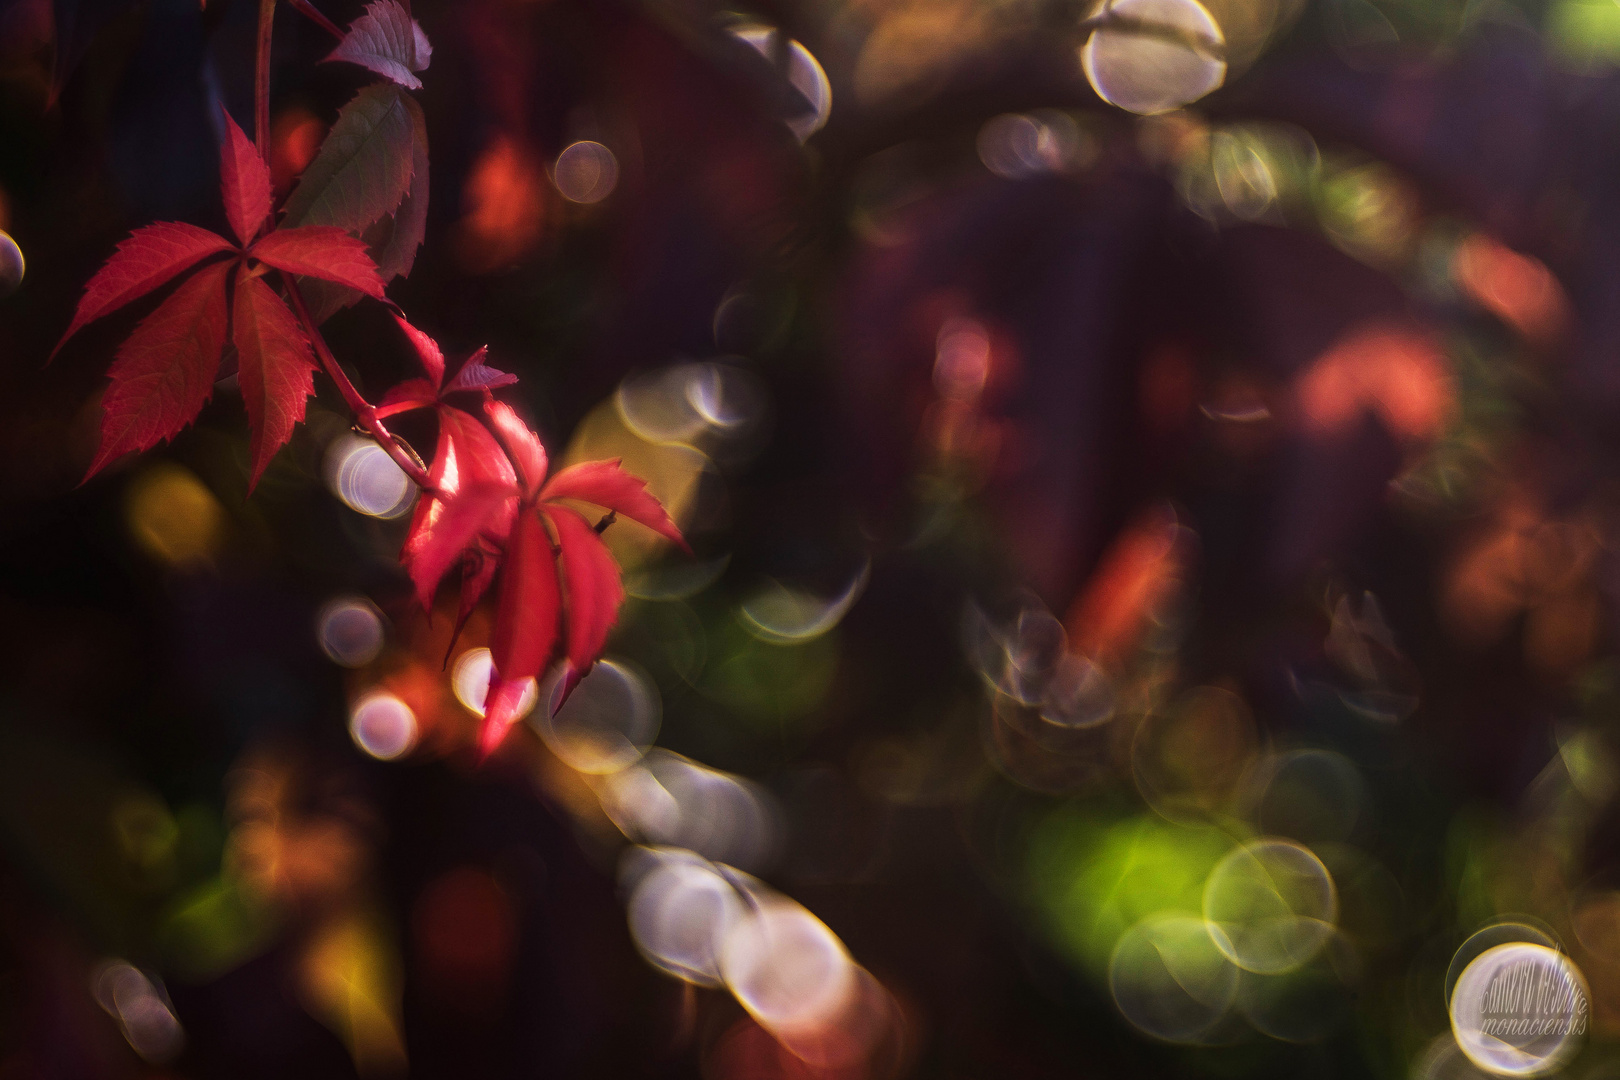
[286,0,345,41]
[254,0,275,160]
[284,277,436,490]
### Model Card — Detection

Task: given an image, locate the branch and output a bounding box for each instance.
[283,277,435,490]
[286,0,345,40]
[254,0,275,160]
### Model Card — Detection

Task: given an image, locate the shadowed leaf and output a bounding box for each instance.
[251,226,387,298]
[282,83,416,234]
[233,271,317,490]
[324,0,431,89]
[85,261,231,481]
[219,109,272,247]
[53,222,234,359]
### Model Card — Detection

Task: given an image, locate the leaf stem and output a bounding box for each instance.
[284,277,435,490]
[254,0,275,161]
[286,0,345,40]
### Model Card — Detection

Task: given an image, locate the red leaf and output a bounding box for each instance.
[84,261,231,481]
[53,222,235,359]
[406,477,513,612]
[392,312,444,386]
[446,347,519,394]
[324,0,432,90]
[375,378,438,418]
[447,544,501,663]
[540,459,690,552]
[442,405,518,488]
[250,227,387,299]
[233,270,317,490]
[484,509,561,750]
[219,109,272,247]
[544,504,624,711]
[484,399,548,499]
[402,406,517,608]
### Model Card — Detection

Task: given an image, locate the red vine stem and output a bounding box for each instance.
[284,278,436,491]
[254,0,275,161]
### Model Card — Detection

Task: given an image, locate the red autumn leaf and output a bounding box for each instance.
[484,510,561,752]
[232,270,317,489]
[219,109,273,247]
[402,406,517,609]
[375,378,439,418]
[85,261,232,480]
[484,399,548,498]
[393,311,444,385]
[52,222,235,359]
[250,226,388,299]
[406,477,514,612]
[445,346,518,394]
[540,459,691,552]
[373,317,517,417]
[544,504,624,709]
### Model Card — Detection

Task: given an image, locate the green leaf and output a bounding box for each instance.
[282,83,416,234]
[370,91,430,283]
[297,92,429,323]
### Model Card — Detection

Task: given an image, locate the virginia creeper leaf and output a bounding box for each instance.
[485,509,561,750]
[545,504,624,711]
[52,222,234,359]
[541,459,690,552]
[446,347,518,393]
[324,0,432,90]
[392,312,444,385]
[85,261,231,480]
[369,93,429,283]
[219,109,272,247]
[233,271,317,490]
[249,226,387,299]
[402,406,516,588]
[406,477,513,612]
[375,378,438,418]
[484,399,547,499]
[282,83,416,235]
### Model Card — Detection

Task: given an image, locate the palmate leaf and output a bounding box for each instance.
[85,261,231,480]
[324,0,432,90]
[232,271,317,489]
[52,222,234,359]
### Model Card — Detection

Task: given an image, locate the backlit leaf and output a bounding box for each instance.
[445,347,518,394]
[85,262,231,481]
[545,504,624,711]
[485,510,561,751]
[484,399,548,499]
[406,478,513,612]
[541,459,690,552]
